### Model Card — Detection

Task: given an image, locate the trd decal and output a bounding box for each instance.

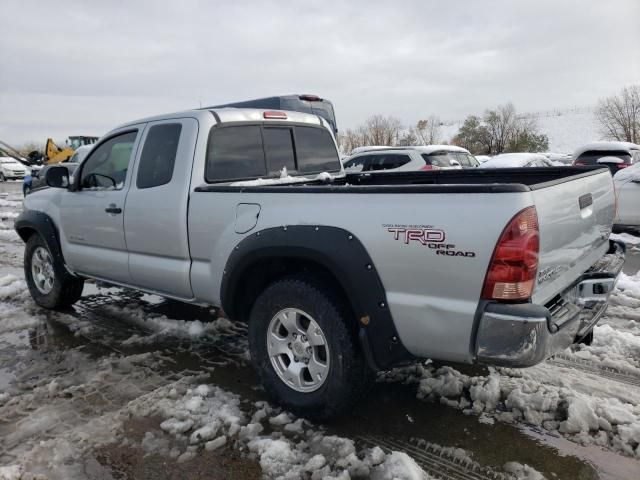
[384,225,476,258]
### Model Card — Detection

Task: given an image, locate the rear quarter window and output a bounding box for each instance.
[294,126,341,174]
[206,126,267,182]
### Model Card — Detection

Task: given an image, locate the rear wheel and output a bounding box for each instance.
[248,275,373,420]
[24,234,84,309]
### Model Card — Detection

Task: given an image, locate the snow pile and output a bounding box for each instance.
[0,198,21,209]
[230,171,336,187]
[0,274,27,301]
[99,302,237,344]
[0,229,20,243]
[127,381,432,479]
[570,323,640,374]
[0,211,20,220]
[611,233,640,246]
[384,362,640,458]
[504,462,546,480]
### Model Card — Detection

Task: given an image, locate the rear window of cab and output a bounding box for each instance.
[205,124,341,182]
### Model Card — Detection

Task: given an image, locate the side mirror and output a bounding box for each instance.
[45,166,70,189]
[450,159,461,167]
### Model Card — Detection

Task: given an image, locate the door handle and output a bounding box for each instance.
[105,204,122,214]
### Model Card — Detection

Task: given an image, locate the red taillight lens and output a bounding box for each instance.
[482,206,539,301]
[616,163,630,169]
[420,165,440,171]
[263,110,287,119]
[573,161,587,166]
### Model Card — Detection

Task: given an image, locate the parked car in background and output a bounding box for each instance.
[343,145,479,172]
[480,153,555,169]
[0,157,29,181]
[475,155,491,164]
[543,152,573,165]
[572,141,640,174]
[613,162,640,232]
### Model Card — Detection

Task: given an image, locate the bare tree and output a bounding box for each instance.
[595,85,640,143]
[414,116,442,145]
[453,103,548,154]
[484,103,517,154]
[364,115,403,146]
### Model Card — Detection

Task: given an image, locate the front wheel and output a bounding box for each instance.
[24,234,84,309]
[248,275,373,421]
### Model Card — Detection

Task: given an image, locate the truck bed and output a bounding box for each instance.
[194,166,608,194]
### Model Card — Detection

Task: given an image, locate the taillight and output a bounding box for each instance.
[263,110,287,119]
[573,161,587,166]
[482,206,539,301]
[616,163,630,169]
[420,165,439,171]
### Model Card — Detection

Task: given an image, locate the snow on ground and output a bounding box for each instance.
[382,269,640,460]
[612,233,640,246]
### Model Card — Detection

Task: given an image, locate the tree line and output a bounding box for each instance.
[338,84,639,155]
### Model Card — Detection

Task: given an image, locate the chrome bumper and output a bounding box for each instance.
[475,240,625,367]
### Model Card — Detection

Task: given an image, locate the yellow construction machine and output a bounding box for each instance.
[44,136,99,164]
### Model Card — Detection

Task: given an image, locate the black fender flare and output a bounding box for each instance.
[14,210,67,269]
[221,225,413,370]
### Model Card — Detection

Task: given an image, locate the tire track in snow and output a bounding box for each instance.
[547,353,640,387]
[357,435,508,480]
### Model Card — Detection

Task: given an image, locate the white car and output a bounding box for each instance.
[572,141,640,173]
[480,153,555,169]
[342,145,479,172]
[0,157,29,181]
[614,163,640,230]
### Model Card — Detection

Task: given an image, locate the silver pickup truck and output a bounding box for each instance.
[16,107,625,419]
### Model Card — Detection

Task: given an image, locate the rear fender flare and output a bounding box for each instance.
[221,225,413,370]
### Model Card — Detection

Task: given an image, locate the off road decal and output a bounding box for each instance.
[383,224,476,258]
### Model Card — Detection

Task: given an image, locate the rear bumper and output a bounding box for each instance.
[475,239,625,367]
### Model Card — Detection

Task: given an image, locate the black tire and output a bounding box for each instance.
[248,275,373,421]
[24,234,84,309]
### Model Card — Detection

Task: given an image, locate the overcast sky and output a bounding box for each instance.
[1,0,639,145]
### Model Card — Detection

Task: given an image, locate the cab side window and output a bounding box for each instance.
[80,131,137,190]
[137,124,182,189]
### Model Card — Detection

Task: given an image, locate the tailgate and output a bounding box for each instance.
[531,169,616,305]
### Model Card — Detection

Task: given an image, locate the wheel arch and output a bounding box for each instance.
[221,226,413,370]
[15,210,67,269]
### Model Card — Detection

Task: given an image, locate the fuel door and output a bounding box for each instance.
[235,203,261,234]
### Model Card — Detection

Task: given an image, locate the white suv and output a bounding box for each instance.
[342,145,479,172]
[0,157,29,181]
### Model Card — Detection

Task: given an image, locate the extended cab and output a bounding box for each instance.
[16,108,625,419]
